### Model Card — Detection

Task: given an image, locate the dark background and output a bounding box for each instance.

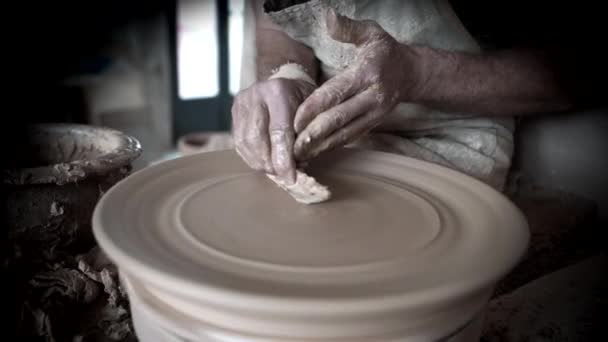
[6,1,607,129]
[4,0,608,213]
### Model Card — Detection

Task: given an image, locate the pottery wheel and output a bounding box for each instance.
[93,148,528,309]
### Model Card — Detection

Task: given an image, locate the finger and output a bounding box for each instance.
[296,107,382,161]
[326,7,383,46]
[294,89,377,160]
[239,103,274,173]
[266,96,296,183]
[232,99,257,165]
[269,130,296,183]
[294,70,361,133]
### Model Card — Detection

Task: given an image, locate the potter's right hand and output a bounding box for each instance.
[231,64,316,183]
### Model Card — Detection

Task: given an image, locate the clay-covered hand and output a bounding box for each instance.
[293,8,424,160]
[232,64,316,183]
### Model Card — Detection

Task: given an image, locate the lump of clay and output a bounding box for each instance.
[267,170,331,204]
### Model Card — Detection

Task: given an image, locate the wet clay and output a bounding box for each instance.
[3,124,141,341]
[267,170,331,204]
[4,124,141,186]
[3,124,141,253]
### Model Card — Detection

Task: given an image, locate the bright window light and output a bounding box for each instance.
[177,0,219,100]
[229,0,244,94]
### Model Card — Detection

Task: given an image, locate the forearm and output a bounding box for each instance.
[253,0,318,81]
[410,46,575,116]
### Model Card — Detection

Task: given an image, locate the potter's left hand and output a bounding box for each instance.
[293,8,425,160]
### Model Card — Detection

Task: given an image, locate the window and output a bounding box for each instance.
[229,0,244,94]
[177,0,219,99]
[176,0,244,100]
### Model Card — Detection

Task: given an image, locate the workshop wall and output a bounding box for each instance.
[513,109,608,221]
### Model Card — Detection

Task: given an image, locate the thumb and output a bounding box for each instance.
[326,7,382,45]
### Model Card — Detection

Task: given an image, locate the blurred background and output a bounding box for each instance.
[5,0,608,219]
[9,0,251,169]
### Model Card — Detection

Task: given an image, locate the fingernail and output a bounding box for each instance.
[274,165,295,184]
[326,7,338,28]
[264,161,275,174]
[327,7,338,19]
[286,170,296,184]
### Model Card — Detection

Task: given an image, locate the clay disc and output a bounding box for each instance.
[93,148,528,309]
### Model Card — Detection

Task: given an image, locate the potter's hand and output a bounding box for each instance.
[293,8,424,160]
[232,63,316,183]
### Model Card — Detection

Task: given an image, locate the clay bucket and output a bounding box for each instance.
[3,123,141,255]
